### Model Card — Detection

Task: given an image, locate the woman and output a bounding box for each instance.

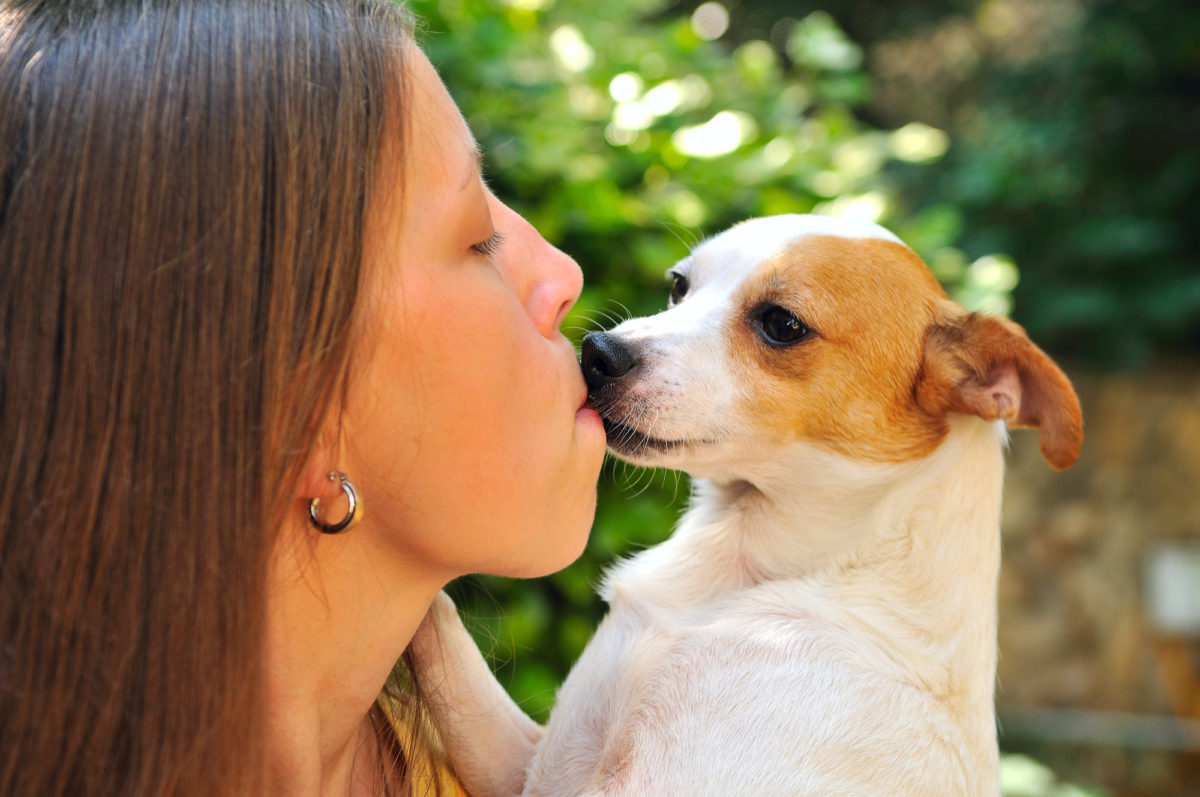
[0,1,606,794]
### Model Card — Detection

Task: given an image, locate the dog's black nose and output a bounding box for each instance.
[582,332,636,391]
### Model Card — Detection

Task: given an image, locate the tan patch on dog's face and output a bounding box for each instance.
[727,234,951,462]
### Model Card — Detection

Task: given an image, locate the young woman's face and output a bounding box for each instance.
[339,47,606,579]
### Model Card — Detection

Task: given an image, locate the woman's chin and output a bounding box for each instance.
[511,500,597,579]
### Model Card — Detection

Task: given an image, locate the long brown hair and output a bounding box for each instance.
[0,1,414,793]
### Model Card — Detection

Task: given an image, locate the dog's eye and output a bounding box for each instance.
[757,305,812,347]
[668,272,689,305]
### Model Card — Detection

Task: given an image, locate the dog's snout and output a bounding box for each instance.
[582,332,636,392]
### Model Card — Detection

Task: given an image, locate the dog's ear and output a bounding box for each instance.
[916,305,1083,470]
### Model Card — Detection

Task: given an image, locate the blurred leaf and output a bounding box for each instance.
[786,11,863,72]
[999,753,1111,797]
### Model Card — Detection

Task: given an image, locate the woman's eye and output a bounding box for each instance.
[472,231,506,256]
[668,272,689,305]
[757,305,812,347]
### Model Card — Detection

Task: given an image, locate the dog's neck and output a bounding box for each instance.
[609,414,1006,591]
[604,415,1007,763]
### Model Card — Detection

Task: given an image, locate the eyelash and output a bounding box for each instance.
[472,231,506,256]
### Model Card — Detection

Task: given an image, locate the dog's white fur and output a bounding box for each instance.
[412,214,1082,796]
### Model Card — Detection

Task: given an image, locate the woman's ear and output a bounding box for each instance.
[916,305,1083,470]
[293,420,346,503]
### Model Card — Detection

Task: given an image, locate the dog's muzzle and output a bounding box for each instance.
[581,332,636,393]
[581,330,702,457]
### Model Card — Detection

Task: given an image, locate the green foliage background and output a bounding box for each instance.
[408,1,1194,793]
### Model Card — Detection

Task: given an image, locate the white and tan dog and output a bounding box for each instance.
[413,214,1082,796]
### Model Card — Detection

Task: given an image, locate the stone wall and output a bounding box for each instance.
[996,366,1200,794]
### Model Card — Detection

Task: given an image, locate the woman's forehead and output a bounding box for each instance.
[407,47,478,178]
[366,45,486,256]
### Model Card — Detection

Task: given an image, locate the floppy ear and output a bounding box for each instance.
[916,306,1083,470]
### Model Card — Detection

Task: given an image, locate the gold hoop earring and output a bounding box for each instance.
[308,472,361,534]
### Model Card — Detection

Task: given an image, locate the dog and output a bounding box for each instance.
[412,214,1082,796]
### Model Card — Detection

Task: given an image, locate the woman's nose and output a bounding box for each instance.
[497,201,583,338]
[533,242,584,335]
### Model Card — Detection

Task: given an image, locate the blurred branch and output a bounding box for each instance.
[999,705,1200,752]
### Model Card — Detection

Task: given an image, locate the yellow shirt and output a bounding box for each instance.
[378,695,470,797]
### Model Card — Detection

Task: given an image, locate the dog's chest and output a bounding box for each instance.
[524,605,679,793]
[525,590,841,791]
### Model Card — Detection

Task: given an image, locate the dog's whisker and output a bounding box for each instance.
[670,469,686,505]
[607,301,633,324]
[615,460,639,493]
[581,301,629,332]
[590,307,615,325]
[574,311,614,332]
[658,220,704,252]
[630,467,657,499]
[624,463,652,494]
